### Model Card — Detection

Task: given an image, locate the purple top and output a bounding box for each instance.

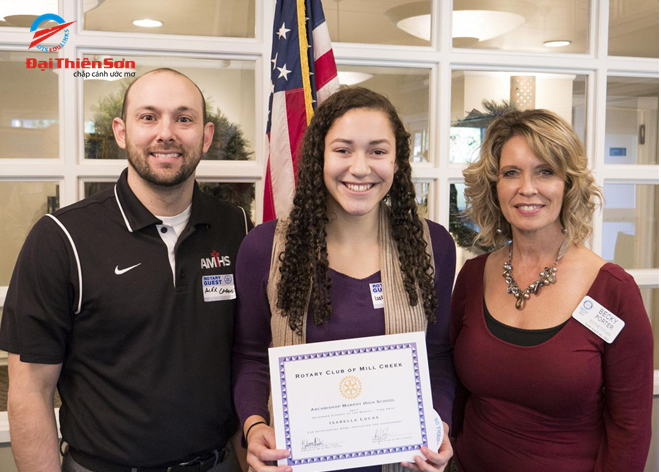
[232,219,456,471]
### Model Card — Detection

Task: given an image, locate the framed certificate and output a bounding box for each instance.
[269,332,443,472]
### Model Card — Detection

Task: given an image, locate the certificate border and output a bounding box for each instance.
[278,342,427,466]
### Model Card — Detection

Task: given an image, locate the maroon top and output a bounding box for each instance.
[451,254,653,472]
[232,220,457,472]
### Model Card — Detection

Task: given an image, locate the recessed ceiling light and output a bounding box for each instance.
[133,19,162,28]
[544,40,571,48]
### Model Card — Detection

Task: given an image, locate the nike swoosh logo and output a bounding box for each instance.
[115,263,141,275]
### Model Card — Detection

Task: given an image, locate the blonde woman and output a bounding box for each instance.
[450,109,653,472]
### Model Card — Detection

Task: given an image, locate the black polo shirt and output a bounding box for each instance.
[0,169,252,467]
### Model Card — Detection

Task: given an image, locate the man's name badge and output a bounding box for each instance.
[369,283,384,309]
[202,274,236,302]
[572,296,624,344]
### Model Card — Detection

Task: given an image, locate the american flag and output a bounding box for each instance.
[263,0,340,222]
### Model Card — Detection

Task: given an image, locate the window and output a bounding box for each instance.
[83,0,256,38]
[452,0,590,54]
[450,71,588,163]
[608,0,659,58]
[0,52,58,159]
[0,7,657,466]
[0,182,60,286]
[602,184,658,270]
[83,55,256,161]
[323,0,432,46]
[337,65,431,162]
[605,77,658,165]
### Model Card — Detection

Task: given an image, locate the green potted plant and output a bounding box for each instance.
[449,99,517,253]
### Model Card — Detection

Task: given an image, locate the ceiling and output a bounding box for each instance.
[0,0,657,57]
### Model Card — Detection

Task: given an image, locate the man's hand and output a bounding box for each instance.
[7,353,61,472]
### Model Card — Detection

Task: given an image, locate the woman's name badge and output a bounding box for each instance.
[572,296,625,344]
[369,283,384,309]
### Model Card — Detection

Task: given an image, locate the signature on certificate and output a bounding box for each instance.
[301,437,325,451]
[373,428,412,444]
[373,428,390,444]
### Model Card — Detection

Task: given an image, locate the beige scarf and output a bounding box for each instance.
[265,203,435,472]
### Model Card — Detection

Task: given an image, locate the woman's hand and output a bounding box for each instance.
[246,422,292,472]
[400,422,453,472]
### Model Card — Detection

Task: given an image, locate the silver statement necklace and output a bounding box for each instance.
[502,237,569,310]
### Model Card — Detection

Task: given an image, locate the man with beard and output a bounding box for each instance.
[0,69,251,472]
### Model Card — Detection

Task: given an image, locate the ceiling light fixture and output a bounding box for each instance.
[386,0,532,46]
[337,71,373,86]
[1,0,58,21]
[133,19,162,28]
[544,40,572,48]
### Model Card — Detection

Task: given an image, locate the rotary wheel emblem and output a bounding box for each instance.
[339,375,362,399]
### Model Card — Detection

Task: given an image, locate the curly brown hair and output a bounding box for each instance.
[277,87,438,334]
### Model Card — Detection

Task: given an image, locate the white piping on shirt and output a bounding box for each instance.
[240,206,248,235]
[46,214,83,315]
[114,184,133,233]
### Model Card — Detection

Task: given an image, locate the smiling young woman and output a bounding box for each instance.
[232,87,458,472]
[323,108,397,221]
